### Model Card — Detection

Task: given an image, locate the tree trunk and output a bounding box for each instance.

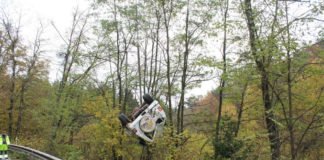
[152,9,160,96]
[284,2,296,159]
[143,38,148,94]
[8,53,16,137]
[15,83,26,138]
[162,0,173,129]
[114,1,123,159]
[109,52,116,108]
[177,0,190,135]
[122,38,129,113]
[117,41,122,110]
[243,0,281,159]
[148,28,155,94]
[136,3,142,104]
[235,81,248,137]
[262,72,281,160]
[215,0,229,149]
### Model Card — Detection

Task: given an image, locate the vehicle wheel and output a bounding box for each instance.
[143,94,154,104]
[119,113,130,127]
[139,115,156,133]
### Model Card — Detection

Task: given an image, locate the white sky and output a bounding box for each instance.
[0,0,216,97]
[0,0,91,85]
[1,0,90,42]
[1,0,322,98]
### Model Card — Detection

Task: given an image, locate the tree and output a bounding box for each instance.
[161,0,176,131]
[49,9,99,154]
[215,0,229,149]
[15,26,45,138]
[243,0,281,159]
[1,13,23,137]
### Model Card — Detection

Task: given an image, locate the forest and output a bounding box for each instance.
[0,0,323,159]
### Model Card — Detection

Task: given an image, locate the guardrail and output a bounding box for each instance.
[9,144,62,160]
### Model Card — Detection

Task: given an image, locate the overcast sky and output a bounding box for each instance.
[0,0,217,97]
[1,0,322,97]
[1,0,92,84]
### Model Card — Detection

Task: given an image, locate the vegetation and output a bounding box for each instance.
[0,0,323,159]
